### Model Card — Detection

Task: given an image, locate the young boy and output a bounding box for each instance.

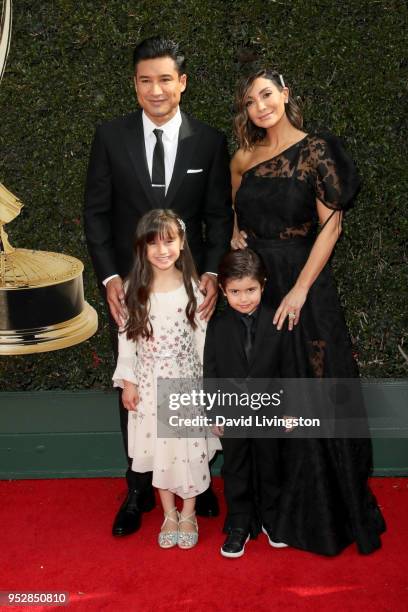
[204,249,292,558]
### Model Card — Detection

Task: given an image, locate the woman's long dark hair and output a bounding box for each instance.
[124,209,199,341]
[234,68,303,150]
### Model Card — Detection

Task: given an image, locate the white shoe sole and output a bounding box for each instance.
[220,534,250,558]
[262,526,288,548]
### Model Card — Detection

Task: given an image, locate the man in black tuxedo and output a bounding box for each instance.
[204,249,293,558]
[84,36,232,536]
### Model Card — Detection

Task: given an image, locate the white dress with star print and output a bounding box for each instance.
[113,283,220,499]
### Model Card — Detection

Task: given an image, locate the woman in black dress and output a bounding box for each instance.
[230,68,385,556]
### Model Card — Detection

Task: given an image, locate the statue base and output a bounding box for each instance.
[0,248,98,355]
[0,302,98,354]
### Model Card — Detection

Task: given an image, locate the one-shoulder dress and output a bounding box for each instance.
[235,133,385,555]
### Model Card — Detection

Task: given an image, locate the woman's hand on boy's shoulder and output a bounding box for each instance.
[122,381,139,411]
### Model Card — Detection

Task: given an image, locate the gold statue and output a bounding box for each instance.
[0,182,23,253]
[0,0,98,354]
[0,0,12,83]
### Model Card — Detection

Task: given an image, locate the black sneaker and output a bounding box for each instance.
[261,525,288,548]
[220,529,250,558]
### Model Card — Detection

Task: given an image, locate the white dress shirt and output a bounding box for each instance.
[103,109,182,287]
[103,107,216,286]
[142,107,181,192]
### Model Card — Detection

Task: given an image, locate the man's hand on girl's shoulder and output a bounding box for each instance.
[106,276,126,326]
[197,273,218,321]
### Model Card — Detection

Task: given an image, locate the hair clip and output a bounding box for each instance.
[177,217,186,232]
[279,74,285,88]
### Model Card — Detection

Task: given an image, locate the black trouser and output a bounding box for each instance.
[109,312,152,492]
[221,437,281,532]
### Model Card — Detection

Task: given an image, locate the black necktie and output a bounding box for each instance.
[240,314,255,363]
[152,128,166,203]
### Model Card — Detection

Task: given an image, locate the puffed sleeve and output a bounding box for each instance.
[192,283,208,365]
[311,133,361,210]
[112,325,138,388]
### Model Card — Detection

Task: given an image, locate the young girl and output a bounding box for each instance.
[112,209,218,549]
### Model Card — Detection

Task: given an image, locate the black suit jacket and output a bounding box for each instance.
[84,109,233,283]
[204,303,297,427]
[204,303,295,379]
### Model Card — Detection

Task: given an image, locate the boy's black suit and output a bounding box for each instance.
[204,302,294,379]
[204,303,294,534]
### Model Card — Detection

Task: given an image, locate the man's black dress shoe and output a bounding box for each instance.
[195,485,220,517]
[221,528,250,558]
[112,489,143,537]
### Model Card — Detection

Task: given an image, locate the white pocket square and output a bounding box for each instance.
[187,168,203,174]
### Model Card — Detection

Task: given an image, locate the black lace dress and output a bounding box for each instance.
[235,133,385,556]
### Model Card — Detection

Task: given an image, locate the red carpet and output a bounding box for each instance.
[0,477,407,611]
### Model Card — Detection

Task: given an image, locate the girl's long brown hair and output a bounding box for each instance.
[124,209,199,341]
[234,68,303,150]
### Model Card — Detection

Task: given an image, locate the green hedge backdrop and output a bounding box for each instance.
[0,0,407,390]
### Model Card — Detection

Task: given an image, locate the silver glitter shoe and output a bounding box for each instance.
[158,508,179,549]
[178,511,199,549]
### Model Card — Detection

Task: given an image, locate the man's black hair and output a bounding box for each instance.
[133,36,186,74]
